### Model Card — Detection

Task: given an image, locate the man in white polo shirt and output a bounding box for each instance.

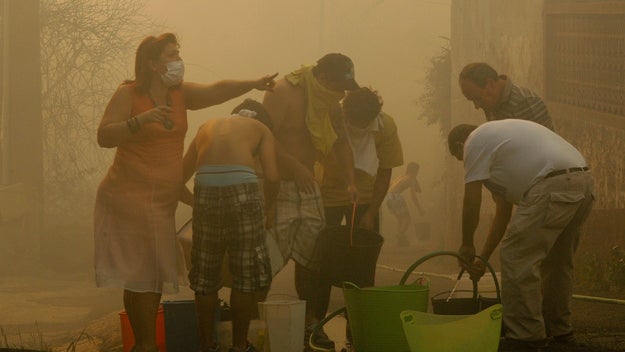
[447,119,594,351]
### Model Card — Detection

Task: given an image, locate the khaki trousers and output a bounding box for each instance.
[501,171,593,341]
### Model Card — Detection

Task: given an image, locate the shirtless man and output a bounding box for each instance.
[181,99,279,352]
[262,53,358,349]
[386,162,425,246]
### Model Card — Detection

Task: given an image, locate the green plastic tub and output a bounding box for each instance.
[401,304,503,352]
[343,280,429,352]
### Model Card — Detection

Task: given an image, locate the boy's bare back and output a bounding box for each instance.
[193,116,272,170]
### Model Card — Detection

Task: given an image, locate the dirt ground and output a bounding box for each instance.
[1,241,625,352]
[560,292,625,351]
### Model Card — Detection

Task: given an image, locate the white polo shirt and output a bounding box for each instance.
[464,119,587,204]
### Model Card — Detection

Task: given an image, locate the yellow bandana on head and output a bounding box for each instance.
[285,65,345,157]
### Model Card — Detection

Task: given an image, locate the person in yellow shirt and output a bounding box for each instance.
[316,87,404,343]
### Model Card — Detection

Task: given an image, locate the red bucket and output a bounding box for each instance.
[119,305,166,352]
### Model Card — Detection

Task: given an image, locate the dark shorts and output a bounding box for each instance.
[189,182,271,294]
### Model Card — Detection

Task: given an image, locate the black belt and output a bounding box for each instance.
[545,166,589,179]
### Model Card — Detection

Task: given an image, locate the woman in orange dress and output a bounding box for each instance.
[94,33,276,352]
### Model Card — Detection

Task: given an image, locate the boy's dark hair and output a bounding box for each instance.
[342,87,383,125]
[231,99,273,130]
[447,124,477,154]
[459,63,499,88]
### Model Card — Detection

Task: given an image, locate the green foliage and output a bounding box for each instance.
[0,323,52,351]
[417,37,451,136]
[0,325,98,352]
[576,251,610,292]
[64,329,93,352]
[576,246,625,292]
[607,245,625,289]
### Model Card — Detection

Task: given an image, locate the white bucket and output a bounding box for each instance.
[258,299,306,352]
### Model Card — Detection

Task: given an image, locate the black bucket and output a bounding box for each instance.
[431,290,481,315]
[400,251,502,316]
[479,295,501,310]
[319,225,384,287]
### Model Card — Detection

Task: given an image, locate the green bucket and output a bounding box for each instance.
[400,304,503,352]
[342,280,429,352]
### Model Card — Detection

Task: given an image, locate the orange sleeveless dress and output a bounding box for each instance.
[94,83,188,293]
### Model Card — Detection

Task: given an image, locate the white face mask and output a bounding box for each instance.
[160,60,184,87]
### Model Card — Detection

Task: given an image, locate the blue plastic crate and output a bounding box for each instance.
[162,300,223,352]
[162,300,199,352]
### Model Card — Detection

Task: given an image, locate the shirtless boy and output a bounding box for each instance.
[181,99,279,352]
[262,53,358,349]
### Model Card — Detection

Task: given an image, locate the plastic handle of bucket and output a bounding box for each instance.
[308,307,346,351]
[399,251,500,299]
[400,310,416,325]
[413,276,430,287]
[490,307,503,321]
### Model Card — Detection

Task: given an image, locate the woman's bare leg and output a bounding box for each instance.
[123,290,162,352]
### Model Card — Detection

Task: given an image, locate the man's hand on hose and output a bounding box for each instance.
[467,259,486,281]
[459,244,487,281]
[458,244,476,271]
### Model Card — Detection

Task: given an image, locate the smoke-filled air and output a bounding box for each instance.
[1,1,624,352]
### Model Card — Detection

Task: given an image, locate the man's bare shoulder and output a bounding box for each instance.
[196,117,267,144]
[269,78,303,99]
[108,83,133,105]
[197,117,223,130]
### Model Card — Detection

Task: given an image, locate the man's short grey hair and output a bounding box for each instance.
[459,63,499,88]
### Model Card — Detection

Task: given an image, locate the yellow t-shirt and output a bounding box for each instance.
[321,112,404,207]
